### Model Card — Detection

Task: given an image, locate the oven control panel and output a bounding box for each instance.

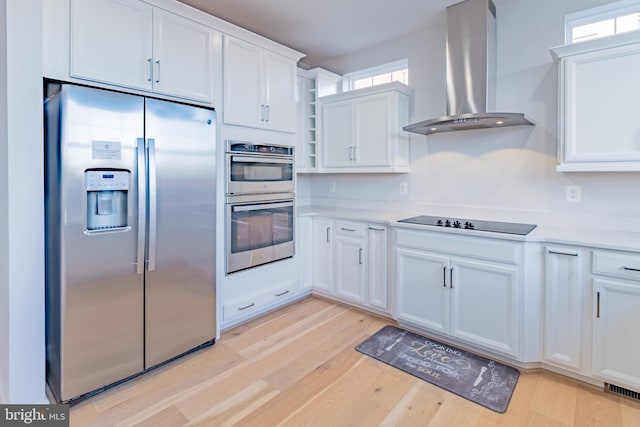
[227,140,294,156]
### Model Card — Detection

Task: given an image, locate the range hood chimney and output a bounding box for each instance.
[403,0,533,136]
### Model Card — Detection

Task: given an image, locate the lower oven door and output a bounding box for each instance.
[226,194,295,274]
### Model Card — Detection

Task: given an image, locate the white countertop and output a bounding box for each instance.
[298,205,640,253]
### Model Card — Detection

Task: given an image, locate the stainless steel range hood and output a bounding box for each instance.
[403,0,533,136]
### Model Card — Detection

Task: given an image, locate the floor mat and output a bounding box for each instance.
[355,325,519,413]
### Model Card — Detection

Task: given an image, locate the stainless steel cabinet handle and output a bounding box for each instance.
[147,58,153,82]
[154,60,160,83]
[326,227,331,242]
[368,226,385,231]
[359,248,363,265]
[352,145,357,161]
[147,138,157,271]
[623,266,640,272]
[260,104,266,122]
[348,146,354,161]
[450,267,454,289]
[265,105,270,122]
[275,290,290,297]
[443,266,446,287]
[596,291,601,318]
[548,250,578,257]
[341,227,356,232]
[135,138,147,274]
[238,302,255,311]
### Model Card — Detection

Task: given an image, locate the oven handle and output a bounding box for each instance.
[230,155,293,164]
[232,201,294,212]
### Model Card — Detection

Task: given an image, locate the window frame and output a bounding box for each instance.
[565,0,640,44]
[342,59,409,91]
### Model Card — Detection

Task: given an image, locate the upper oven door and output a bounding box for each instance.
[226,154,294,195]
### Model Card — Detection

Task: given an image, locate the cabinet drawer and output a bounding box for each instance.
[335,221,366,237]
[593,250,640,282]
[395,228,522,264]
[223,283,296,322]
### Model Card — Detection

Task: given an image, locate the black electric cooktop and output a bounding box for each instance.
[397,215,537,236]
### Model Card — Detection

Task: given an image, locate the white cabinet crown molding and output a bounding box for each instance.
[145,0,304,61]
[550,30,640,61]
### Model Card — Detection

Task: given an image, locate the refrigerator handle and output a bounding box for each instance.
[136,138,146,275]
[147,138,157,271]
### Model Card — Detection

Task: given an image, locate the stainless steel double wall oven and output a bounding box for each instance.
[225,141,295,273]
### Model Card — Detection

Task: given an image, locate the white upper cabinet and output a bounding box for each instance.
[318,82,412,173]
[70,0,215,103]
[70,0,153,92]
[550,32,640,172]
[151,9,214,102]
[223,36,297,133]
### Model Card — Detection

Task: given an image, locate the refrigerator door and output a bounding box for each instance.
[143,98,216,367]
[52,84,145,401]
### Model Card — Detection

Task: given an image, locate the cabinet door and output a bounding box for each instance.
[223,37,262,128]
[152,9,214,103]
[264,50,296,133]
[297,217,313,292]
[395,248,449,334]
[593,278,640,390]
[321,100,354,167]
[367,225,388,311]
[311,219,334,292]
[354,93,391,166]
[543,247,583,371]
[449,257,519,358]
[334,234,366,304]
[563,45,640,166]
[70,0,153,91]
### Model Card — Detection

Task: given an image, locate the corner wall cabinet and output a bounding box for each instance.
[550,32,640,172]
[70,0,215,103]
[296,68,342,172]
[318,82,412,173]
[223,36,297,133]
[394,228,522,358]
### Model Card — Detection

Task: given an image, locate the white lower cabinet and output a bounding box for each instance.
[592,249,640,391]
[297,217,313,292]
[311,217,388,314]
[543,246,588,372]
[366,224,388,311]
[334,222,366,304]
[222,281,297,324]
[311,218,334,293]
[395,228,522,358]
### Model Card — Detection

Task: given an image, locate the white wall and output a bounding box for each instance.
[0,0,46,404]
[310,0,640,230]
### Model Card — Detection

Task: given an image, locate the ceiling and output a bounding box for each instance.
[177,0,457,66]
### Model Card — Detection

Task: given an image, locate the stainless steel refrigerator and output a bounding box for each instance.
[44,82,216,403]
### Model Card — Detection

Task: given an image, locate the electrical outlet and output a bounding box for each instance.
[399,182,408,196]
[566,185,581,203]
[329,182,336,193]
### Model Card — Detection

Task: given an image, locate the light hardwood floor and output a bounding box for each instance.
[70,296,640,426]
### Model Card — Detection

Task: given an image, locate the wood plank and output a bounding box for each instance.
[67,296,640,427]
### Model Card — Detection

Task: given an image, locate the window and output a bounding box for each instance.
[344,59,408,91]
[566,0,640,43]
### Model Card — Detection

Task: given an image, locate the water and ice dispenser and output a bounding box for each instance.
[85,170,130,231]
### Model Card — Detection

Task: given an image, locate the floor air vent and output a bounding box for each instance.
[605,383,640,401]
